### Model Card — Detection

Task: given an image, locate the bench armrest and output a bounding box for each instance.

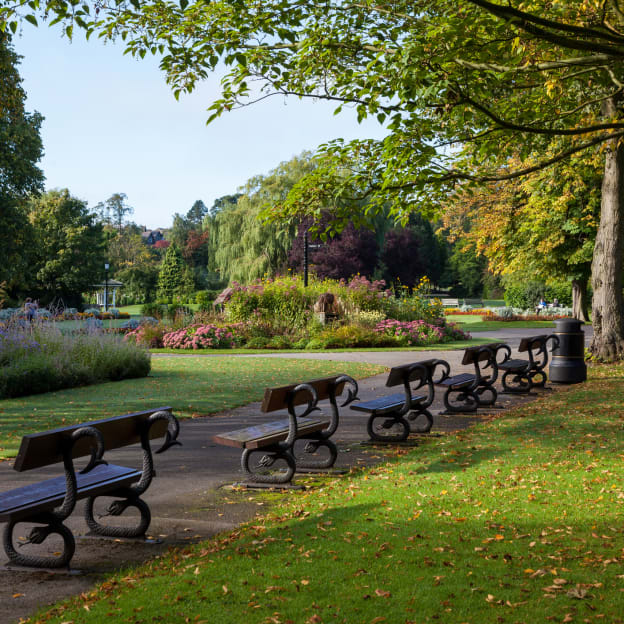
[546,334,560,352]
[132,410,182,496]
[56,426,106,521]
[526,336,550,370]
[491,343,512,365]
[429,359,450,384]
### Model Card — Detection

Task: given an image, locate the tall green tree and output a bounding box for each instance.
[441,149,601,320]
[10,1,624,357]
[28,189,106,307]
[0,32,44,296]
[156,243,192,302]
[186,199,208,226]
[95,193,134,232]
[211,154,313,283]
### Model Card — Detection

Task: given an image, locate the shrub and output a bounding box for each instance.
[265,335,293,349]
[0,323,150,399]
[124,323,167,348]
[503,281,572,309]
[162,324,241,349]
[244,336,271,349]
[141,302,165,319]
[195,290,219,311]
[374,319,471,346]
[166,304,193,321]
[0,308,20,321]
[312,324,394,349]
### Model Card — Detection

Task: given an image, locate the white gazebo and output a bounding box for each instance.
[93,279,123,309]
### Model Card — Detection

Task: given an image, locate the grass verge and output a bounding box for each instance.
[0,357,384,460]
[446,315,558,332]
[28,363,624,624]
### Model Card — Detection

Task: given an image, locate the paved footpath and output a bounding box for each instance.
[0,326,592,623]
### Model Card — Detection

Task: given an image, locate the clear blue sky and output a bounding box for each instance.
[13,25,387,229]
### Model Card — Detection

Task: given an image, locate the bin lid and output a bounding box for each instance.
[553,318,584,332]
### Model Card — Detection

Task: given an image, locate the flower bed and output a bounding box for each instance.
[375,319,471,346]
[0,322,150,398]
[443,308,494,316]
[162,324,242,349]
[488,313,570,322]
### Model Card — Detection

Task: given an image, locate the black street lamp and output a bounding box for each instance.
[104,263,110,312]
[303,230,323,287]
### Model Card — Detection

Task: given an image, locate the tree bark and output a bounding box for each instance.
[590,98,624,360]
[571,278,590,322]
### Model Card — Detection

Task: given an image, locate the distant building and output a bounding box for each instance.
[141,227,166,245]
[154,239,171,250]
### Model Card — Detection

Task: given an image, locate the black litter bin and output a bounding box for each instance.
[549,318,587,384]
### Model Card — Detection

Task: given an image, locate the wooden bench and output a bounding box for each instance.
[213,376,358,487]
[435,345,500,413]
[497,335,554,393]
[0,407,180,569]
[350,359,449,442]
[441,298,460,308]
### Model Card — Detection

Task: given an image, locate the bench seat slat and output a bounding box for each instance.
[499,359,530,372]
[350,393,427,415]
[0,464,141,522]
[437,373,476,388]
[212,417,329,450]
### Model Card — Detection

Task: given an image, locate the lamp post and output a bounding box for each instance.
[303,231,309,288]
[303,230,323,288]
[104,263,110,312]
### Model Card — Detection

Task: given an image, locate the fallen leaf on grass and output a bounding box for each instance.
[375,588,391,598]
[567,586,589,599]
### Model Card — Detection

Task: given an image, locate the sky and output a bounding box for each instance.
[13,24,388,229]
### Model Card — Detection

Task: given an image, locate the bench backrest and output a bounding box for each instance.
[385,359,438,387]
[518,335,548,353]
[461,345,494,366]
[13,407,172,472]
[261,377,346,413]
[441,298,459,307]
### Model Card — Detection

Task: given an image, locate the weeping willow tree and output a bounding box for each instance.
[210,153,314,284]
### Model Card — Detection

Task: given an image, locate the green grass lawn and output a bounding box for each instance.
[0,357,384,460]
[446,314,558,332]
[117,304,200,316]
[28,363,624,624]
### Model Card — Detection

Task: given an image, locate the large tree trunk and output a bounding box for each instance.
[590,98,624,360]
[572,278,590,323]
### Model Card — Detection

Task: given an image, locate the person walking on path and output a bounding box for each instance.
[23,298,38,323]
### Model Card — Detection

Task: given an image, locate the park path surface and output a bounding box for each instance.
[0,325,592,624]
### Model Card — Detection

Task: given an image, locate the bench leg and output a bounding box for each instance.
[294,438,338,471]
[241,448,296,485]
[501,371,533,394]
[476,383,498,406]
[442,388,479,414]
[530,370,548,388]
[84,490,151,538]
[3,515,75,569]
[366,414,410,443]
[407,408,434,434]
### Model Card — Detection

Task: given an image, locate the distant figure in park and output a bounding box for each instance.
[553,297,559,307]
[536,297,547,314]
[24,298,38,323]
